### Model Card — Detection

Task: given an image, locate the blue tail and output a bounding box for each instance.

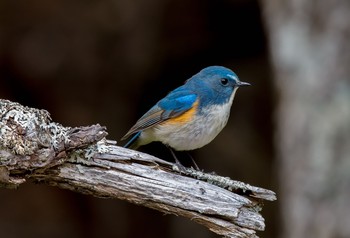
[123,131,141,149]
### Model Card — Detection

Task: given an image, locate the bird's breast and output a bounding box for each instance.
[152,101,233,151]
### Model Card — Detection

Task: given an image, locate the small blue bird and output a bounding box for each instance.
[122,66,250,166]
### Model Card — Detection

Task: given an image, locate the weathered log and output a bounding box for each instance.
[0,99,276,238]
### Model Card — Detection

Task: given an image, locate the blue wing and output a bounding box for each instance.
[121,87,197,140]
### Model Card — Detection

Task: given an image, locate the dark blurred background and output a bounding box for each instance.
[0,1,275,237]
[2,0,349,238]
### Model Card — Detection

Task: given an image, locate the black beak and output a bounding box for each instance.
[237,81,251,87]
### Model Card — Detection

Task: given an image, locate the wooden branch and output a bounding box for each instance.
[0,99,276,238]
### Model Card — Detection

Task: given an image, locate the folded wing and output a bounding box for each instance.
[121,88,197,140]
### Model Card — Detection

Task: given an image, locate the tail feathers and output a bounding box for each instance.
[123,131,141,150]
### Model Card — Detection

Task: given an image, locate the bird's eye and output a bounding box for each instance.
[220,78,229,86]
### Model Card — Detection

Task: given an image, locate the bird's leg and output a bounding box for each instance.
[169,147,181,165]
[167,146,187,172]
[186,152,200,170]
[166,146,199,171]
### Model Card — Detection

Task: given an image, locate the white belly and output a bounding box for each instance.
[141,100,233,151]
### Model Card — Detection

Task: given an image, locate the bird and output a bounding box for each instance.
[121,65,250,168]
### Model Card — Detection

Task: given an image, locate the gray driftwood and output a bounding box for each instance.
[0,99,276,238]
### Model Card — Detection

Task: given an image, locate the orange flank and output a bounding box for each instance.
[164,100,199,125]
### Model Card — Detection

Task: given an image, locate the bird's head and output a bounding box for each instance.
[186,66,250,105]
